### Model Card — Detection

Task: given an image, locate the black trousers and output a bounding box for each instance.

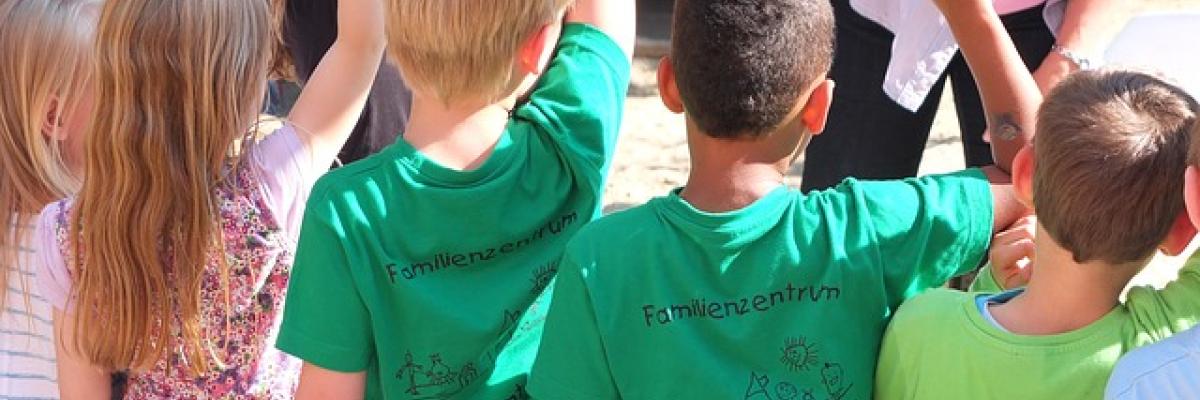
[801,0,1054,191]
[283,0,412,165]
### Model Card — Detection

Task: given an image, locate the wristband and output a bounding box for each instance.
[1051,44,1094,71]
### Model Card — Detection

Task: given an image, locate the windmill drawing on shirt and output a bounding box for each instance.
[395,351,479,399]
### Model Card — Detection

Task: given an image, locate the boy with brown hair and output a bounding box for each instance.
[276,0,635,398]
[875,70,1200,399]
[526,0,1037,398]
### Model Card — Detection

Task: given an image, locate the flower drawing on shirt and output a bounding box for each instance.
[780,337,820,372]
[774,382,799,400]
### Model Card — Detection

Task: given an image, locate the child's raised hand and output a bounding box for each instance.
[567,0,636,61]
[287,0,387,167]
[989,215,1037,290]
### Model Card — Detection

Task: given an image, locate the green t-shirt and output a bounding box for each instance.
[276,24,630,400]
[527,170,994,399]
[875,254,1200,400]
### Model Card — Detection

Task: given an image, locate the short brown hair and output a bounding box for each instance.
[385,0,572,104]
[1034,70,1198,265]
[671,0,834,139]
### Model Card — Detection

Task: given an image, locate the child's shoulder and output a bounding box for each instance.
[307,144,404,205]
[564,201,661,256]
[889,289,974,334]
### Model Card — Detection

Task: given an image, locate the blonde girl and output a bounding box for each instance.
[33,0,385,398]
[0,0,98,398]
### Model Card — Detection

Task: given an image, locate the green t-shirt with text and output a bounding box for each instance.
[276,24,630,400]
[874,254,1200,400]
[527,170,994,399]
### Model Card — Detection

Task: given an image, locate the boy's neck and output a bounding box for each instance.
[990,224,1144,335]
[679,122,807,213]
[403,94,519,171]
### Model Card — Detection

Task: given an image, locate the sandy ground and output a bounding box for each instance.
[606,0,1200,289]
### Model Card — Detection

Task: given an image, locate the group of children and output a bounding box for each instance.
[1,0,1199,399]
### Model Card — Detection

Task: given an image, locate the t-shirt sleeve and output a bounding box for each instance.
[968,263,1005,293]
[516,23,631,190]
[34,201,72,311]
[276,192,374,372]
[1125,253,1200,340]
[527,255,620,400]
[855,169,993,307]
[248,124,327,243]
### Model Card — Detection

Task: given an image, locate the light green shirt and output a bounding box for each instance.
[875,254,1200,400]
[276,24,630,400]
[528,170,994,399]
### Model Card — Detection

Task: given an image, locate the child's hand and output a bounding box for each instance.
[989,215,1037,289]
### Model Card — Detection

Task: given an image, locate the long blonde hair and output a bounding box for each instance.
[0,0,95,309]
[70,0,271,373]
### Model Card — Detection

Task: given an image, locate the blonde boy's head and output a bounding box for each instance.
[386,0,573,104]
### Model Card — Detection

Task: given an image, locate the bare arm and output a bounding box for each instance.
[294,363,367,400]
[53,309,111,400]
[1034,0,1131,92]
[566,0,636,61]
[937,1,1042,174]
[981,166,1031,234]
[287,0,386,166]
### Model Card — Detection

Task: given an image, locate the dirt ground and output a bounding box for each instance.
[607,0,1200,289]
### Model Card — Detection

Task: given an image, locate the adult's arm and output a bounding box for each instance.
[1034,0,1131,93]
[936,0,1042,174]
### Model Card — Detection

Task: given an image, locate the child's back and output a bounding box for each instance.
[528,0,1038,398]
[276,1,635,398]
[35,0,383,397]
[874,70,1200,400]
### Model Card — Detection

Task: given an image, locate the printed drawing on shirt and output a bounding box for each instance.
[395,351,479,400]
[743,336,856,400]
[781,336,820,371]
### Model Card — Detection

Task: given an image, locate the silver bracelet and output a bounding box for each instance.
[1051,44,1094,71]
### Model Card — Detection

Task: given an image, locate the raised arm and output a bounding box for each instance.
[287,0,386,166]
[935,0,1042,174]
[566,0,636,61]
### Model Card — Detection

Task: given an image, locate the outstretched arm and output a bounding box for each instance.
[287,0,386,166]
[935,0,1042,174]
[566,0,636,61]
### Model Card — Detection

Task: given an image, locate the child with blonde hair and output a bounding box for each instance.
[276,0,635,398]
[34,0,384,398]
[0,0,97,398]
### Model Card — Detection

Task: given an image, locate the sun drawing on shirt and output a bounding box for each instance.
[780,336,820,372]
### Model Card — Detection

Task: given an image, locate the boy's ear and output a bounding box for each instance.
[799,79,835,136]
[1011,145,1036,208]
[1160,210,1197,256]
[1186,166,1200,230]
[518,23,556,75]
[41,97,67,141]
[657,57,684,114]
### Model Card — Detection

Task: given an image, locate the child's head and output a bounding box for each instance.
[0,0,98,208]
[0,0,98,305]
[70,0,272,373]
[659,0,835,142]
[1012,70,1198,267]
[385,0,572,105]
